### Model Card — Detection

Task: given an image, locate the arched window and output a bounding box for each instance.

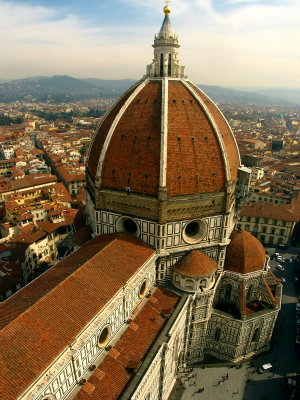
[200,279,207,288]
[160,53,164,77]
[168,53,171,76]
[225,283,232,300]
[214,327,221,341]
[252,328,260,342]
[246,284,253,301]
[185,279,194,290]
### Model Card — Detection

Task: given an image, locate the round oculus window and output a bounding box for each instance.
[123,218,137,234]
[98,325,111,348]
[116,216,139,237]
[182,219,207,244]
[139,280,149,298]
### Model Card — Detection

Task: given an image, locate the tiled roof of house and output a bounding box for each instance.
[241,202,297,222]
[173,250,217,277]
[224,229,266,274]
[73,287,180,400]
[0,233,155,400]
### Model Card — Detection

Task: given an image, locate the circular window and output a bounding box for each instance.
[98,325,111,348]
[123,219,137,234]
[182,219,207,244]
[185,222,199,237]
[139,280,149,298]
[116,216,139,237]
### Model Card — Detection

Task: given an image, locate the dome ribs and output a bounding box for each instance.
[167,81,226,196]
[101,81,162,195]
[87,77,240,200]
[87,86,137,180]
[189,83,240,181]
[225,229,266,274]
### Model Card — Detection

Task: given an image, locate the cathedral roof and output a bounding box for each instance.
[86,8,240,201]
[73,287,179,400]
[0,233,154,400]
[87,79,240,198]
[224,229,266,274]
[173,250,218,277]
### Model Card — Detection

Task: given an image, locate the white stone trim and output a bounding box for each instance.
[188,81,241,166]
[86,80,142,166]
[197,86,240,167]
[181,80,231,182]
[89,79,149,180]
[160,77,168,188]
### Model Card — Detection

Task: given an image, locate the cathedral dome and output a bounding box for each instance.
[86,79,240,198]
[85,8,242,226]
[173,250,217,277]
[172,250,217,292]
[224,229,266,274]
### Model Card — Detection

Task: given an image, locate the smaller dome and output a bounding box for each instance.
[173,250,218,277]
[225,229,266,274]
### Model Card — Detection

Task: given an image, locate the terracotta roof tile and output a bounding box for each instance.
[241,202,297,222]
[74,287,180,400]
[0,233,154,400]
[225,229,266,274]
[173,250,217,277]
[82,382,96,395]
[167,81,226,195]
[87,79,239,198]
[87,85,138,179]
[101,81,162,195]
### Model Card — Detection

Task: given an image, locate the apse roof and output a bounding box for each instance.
[224,229,266,274]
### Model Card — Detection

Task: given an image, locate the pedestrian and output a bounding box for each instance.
[226,373,229,379]
[193,381,196,386]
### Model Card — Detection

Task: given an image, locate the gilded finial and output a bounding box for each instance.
[163,0,171,15]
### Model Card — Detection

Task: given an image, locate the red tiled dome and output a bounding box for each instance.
[86,78,240,198]
[224,229,266,274]
[173,250,218,277]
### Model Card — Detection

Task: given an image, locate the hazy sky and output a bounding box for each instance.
[0,0,299,87]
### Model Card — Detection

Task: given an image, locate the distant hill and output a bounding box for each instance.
[0,75,296,105]
[0,76,137,102]
[197,85,294,105]
[253,88,300,105]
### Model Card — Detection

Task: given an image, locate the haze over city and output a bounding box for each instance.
[1,0,299,88]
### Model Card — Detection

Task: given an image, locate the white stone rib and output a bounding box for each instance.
[189,82,241,166]
[86,79,144,171]
[182,80,231,182]
[95,78,150,181]
[159,78,168,188]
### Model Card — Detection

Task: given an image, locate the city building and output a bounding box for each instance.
[238,202,297,246]
[0,5,282,400]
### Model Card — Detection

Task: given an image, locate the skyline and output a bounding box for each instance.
[0,0,299,88]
